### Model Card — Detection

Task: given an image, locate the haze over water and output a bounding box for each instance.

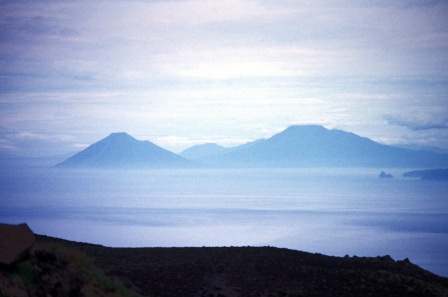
[2,2,448,287]
[1,167,447,277]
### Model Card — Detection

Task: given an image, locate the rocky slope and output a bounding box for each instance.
[36,235,448,297]
[0,224,141,297]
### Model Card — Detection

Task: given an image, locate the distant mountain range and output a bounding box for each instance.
[182,125,448,168]
[179,143,228,160]
[56,132,191,168]
[56,125,448,169]
[179,139,265,160]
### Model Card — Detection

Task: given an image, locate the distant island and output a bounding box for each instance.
[56,125,448,169]
[379,171,393,178]
[56,132,192,168]
[403,169,448,181]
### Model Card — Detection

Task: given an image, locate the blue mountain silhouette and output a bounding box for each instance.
[179,139,265,160]
[56,132,190,168]
[180,143,227,160]
[57,126,448,168]
[191,125,448,168]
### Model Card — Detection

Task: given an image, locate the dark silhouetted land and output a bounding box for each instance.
[36,235,448,297]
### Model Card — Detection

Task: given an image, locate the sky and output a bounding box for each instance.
[1,0,448,157]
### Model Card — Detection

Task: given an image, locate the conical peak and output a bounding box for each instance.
[283,125,328,133]
[108,132,132,138]
[56,131,190,168]
[105,132,138,142]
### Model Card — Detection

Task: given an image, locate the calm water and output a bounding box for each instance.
[1,167,447,276]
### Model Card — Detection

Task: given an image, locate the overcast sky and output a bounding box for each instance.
[1,0,448,157]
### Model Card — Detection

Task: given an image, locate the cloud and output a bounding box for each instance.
[0,130,80,157]
[1,9,79,41]
[2,0,447,92]
[20,16,56,36]
[1,0,448,155]
[0,138,16,151]
[386,112,448,131]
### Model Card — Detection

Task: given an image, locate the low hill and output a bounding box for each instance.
[180,143,228,160]
[195,125,448,168]
[36,234,448,297]
[179,139,266,160]
[56,132,191,168]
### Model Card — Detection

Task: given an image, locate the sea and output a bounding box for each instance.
[1,167,447,277]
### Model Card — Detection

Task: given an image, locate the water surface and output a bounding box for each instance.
[1,167,447,276]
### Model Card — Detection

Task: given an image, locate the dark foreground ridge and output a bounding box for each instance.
[0,224,141,297]
[31,234,448,297]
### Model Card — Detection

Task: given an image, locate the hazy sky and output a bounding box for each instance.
[1,0,448,157]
